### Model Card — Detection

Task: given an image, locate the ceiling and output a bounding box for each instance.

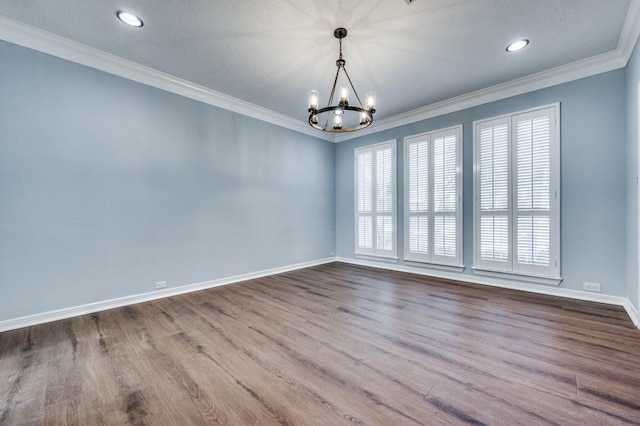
[0,0,634,129]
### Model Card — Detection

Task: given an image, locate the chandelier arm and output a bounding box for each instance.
[327,63,341,107]
[342,67,365,109]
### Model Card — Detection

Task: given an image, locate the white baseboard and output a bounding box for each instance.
[336,257,640,328]
[3,257,638,332]
[622,299,640,327]
[0,257,335,332]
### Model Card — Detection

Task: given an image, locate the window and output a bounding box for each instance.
[355,140,397,258]
[473,104,560,280]
[404,126,462,267]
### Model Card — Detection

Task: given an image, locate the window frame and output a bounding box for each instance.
[354,140,398,259]
[472,103,561,283]
[403,125,463,268]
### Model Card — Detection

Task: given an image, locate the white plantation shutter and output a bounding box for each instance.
[376,148,394,251]
[405,126,461,266]
[477,118,511,269]
[513,108,556,276]
[407,139,430,258]
[409,216,429,254]
[356,151,373,252]
[355,141,397,258]
[433,133,458,260]
[358,215,372,250]
[473,104,559,279]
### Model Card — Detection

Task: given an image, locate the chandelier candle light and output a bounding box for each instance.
[308,28,376,132]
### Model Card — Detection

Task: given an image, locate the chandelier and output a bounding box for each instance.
[307,28,376,133]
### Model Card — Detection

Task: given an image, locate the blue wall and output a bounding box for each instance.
[627,40,640,309]
[0,41,335,322]
[0,36,635,324]
[337,70,628,296]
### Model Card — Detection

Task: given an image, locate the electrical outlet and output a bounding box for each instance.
[583,281,601,292]
[155,281,167,290]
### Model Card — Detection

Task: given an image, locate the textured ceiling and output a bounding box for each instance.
[0,0,632,124]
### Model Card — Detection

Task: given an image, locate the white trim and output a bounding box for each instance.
[472,267,562,286]
[618,0,640,63]
[335,1,640,144]
[334,2,640,143]
[354,254,399,263]
[1,4,639,146]
[0,257,335,333]
[336,256,639,328]
[348,1,640,143]
[0,15,334,143]
[623,299,640,327]
[404,261,465,273]
[1,256,638,332]
[335,51,624,143]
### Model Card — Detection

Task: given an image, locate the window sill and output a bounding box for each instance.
[354,254,399,264]
[472,267,562,286]
[404,260,465,273]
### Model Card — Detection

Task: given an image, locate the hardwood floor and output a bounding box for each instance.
[1,262,640,425]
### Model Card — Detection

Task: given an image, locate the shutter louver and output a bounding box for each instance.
[358,216,373,249]
[377,216,393,251]
[517,216,550,266]
[409,216,429,254]
[434,216,457,257]
[480,216,509,261]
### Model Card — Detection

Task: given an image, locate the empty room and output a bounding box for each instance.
[2,0,640,424]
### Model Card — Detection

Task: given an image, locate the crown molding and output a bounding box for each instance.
[618,0,640,62]
[335,49,627,143]
[2,3,639,146]
[0,15,335,143]
[335,2,640,143]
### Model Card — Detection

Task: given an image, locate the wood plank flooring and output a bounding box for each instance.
[1,262,640,425]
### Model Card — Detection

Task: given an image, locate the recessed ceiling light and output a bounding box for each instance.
[116,11,143,28]
[506,39,529,52]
